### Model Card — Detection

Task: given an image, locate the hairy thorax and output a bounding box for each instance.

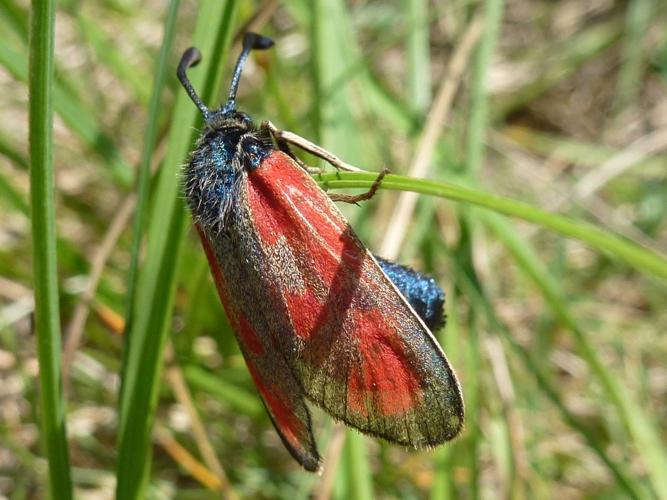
[183,112,272,231]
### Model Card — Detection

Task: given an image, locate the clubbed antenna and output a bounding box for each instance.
[223,32,274,113]
[178,47,210,120]
[178,33,274,119]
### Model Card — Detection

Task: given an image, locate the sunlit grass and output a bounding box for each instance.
[3,0,666,498]
[28,0,72,496]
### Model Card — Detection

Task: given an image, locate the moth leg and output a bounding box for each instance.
[260,121,387,204]
[261,120,361,173]
[260,121,322,174]
[329,168,389,204]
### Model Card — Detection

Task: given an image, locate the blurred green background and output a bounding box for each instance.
[2,0,667,498]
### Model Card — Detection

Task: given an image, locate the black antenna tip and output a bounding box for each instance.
[179,47,202,71]
[243,32,274,51]
[177,47,209,119]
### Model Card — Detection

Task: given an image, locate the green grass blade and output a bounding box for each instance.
[614,0,655,111]
[481,210,667,498]
[344,432,374,500]
[467,0,505,174]
[115,2,238,497]
[123,0,180,351]
[451,249,647,499]
[117,0,180,487]
[461,3,506,494]
[452,214,483,499]
[311,0,362,158]
[407,0,431,115]
[28,0,73,496]
[431,285,463,498]
[310,0,373,492]
[318,172,667,280]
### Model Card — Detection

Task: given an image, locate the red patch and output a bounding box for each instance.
[246,361,303,449]
[198,226,264,355]
[237,314,264,355]
[197,226,228,299]
[347,308,421,417]
[210,150,462,451]
[246,153,367,342]
[247,152,354,262]
[246,154,423,408]
[285,288,322,340]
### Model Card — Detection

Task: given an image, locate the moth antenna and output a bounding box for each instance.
[178,47,210,120]
[224,32,274,113]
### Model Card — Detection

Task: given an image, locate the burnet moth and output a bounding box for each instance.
[178,33,464,472]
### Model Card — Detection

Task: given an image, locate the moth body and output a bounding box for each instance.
[178,33,464,472]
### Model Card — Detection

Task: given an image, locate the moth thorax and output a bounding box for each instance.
[184,128,245,230]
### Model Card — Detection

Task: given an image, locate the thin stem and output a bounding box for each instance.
[28,0,73,496]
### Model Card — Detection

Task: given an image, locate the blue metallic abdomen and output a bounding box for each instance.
[376,257,446,331]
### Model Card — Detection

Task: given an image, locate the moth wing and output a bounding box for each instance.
[245,152,464,447]
[197,226,321,471]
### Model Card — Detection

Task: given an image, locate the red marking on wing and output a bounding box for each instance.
[248,153,354,265]
[246,152,364,344]
[221,151,462,447]
[284,287,321,339]
[347,308,421,417]
[246,361,304,450]
[196,225,322,468]
[237,314,264,355]
[246,153,424,417]
[197,225,230,306]
[197,225,264,355]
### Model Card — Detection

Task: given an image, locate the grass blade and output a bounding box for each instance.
[407,0,431,114]
[309,0,374,492]
[462,3,506,494]
[115,2,238,497]
[481,210,667,498]
[318,172,667,281]
[123,0,180,356]
[431,285,464,498]
[614,0,655,111]
[467,0,505,174]
[344,432,374,500]
[451,244,647,499]
[28,0,73,496]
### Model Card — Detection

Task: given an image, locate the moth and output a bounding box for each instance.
[179,32,464,472]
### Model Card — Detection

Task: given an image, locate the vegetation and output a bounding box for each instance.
[2,0,666,497]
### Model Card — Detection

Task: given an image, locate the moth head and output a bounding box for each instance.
[177,32,274,128]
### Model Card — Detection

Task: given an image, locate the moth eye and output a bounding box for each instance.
[242,138,271,171]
